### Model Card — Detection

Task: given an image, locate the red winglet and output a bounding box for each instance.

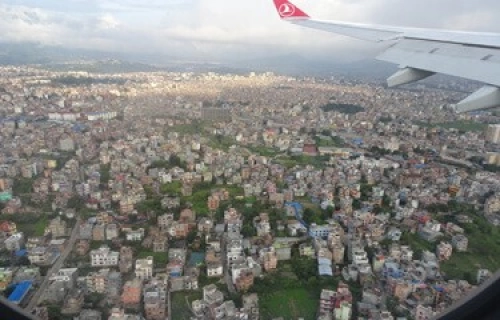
[273,0,310,19]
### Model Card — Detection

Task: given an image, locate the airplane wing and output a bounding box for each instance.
[272,0,500,113]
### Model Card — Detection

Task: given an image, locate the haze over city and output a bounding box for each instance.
[1,0,500,62]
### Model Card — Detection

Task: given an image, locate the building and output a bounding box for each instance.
[78,224,93,240]
[59,138,75,151]
[260,248,278,272]
[86,268,121,301]
[108,308,142,320]
[235,270,254,292]
[5,232,24,251]
[436,241,453,261]
[119,246,134,273]
[0,221,17,236]
[13,267,40,284]
[242,294,259,320]
[319,289,336,315]
[201,107,232,122]
[170,275,199,292]
[135,257,154,280]
[333,283,353,320]
[44,217,67,238]
[452,234,469,252]
[50,268,78,287]
[106,271,123,304]
[143,278,168,320]
[207,262,224,278]
[477,269,492,284]
[75,309,102,320]
[7,281,33,305]
[28,247,53,265]
[486,124,500,144]
[0,268,14,292]
[414,304,436,320]
[125,228,145,241]
[121,278,143,311]
[335,301,352,320]
[299,243,315,258]
[158,213,174,230]
[309,223,333,238]
[32,307,49,320]
[61,289,84,315]
[75,240,90,256]
[90,246,119,267]
[106,224,119,240]
[208,196,220,211]
[152,235,168,253]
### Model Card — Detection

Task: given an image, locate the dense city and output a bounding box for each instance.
[1,65,500,320]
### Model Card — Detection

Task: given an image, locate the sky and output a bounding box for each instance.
[1,0,499,63]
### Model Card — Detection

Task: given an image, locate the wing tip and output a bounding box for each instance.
[273,0,310,20]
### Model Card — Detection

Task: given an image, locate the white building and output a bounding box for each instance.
[125,228,145,242]
[28,247,52,265]
[226,238,244,264]
[5,232,24,251]
[207,262,224,278]
[309,223,333,238]
[90,246,119,267]
[135,257,154,280]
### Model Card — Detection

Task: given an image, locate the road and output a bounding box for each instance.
[221,236,237,295]
[26,217,81,312]
[167,288,172,320]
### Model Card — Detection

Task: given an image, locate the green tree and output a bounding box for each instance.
[241,223,256,238]
[352,199,362,210]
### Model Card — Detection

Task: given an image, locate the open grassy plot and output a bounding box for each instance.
[416,120,487,132]
[259,288,317,320]
[171,291,202,320]
[441,227,500,281]
[275,155,330,169]
[167,122,207,136]
[18,215,49,237]
[137,250,168,267]
[33,215,49,236]
[0,213,49,237]
[160,181,182,195]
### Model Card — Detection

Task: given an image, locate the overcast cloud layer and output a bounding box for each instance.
[1,0,499,62]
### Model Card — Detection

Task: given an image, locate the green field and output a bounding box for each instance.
[0,213,49,237]
[416,120,487,132]
[137,250,168,267]
[420,203,500,281]
[160,181,182,195]
[259,288,317,320]
[33,216,49,236]
[441,227,500,281]
[275,155,330,169]
[171,292,202,320]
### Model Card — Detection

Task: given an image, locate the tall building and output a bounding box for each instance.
[486,124,500,143]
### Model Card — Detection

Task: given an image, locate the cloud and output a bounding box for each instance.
[97,14,120,30]
[0,0,498,62]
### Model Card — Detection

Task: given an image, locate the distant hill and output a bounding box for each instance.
[0,42,172,72]
[233,54,397,78]
[0,41,399,78]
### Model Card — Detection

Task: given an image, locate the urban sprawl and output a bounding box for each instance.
[1,66,500,320]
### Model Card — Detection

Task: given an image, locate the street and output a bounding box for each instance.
[25,217,82,312]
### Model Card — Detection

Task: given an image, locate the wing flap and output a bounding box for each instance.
[377,39,500,87]
[292,19,402,42]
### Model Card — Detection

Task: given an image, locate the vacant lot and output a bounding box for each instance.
[260,288,317,320]
[171,291,202,320]
[416,120,487,132]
